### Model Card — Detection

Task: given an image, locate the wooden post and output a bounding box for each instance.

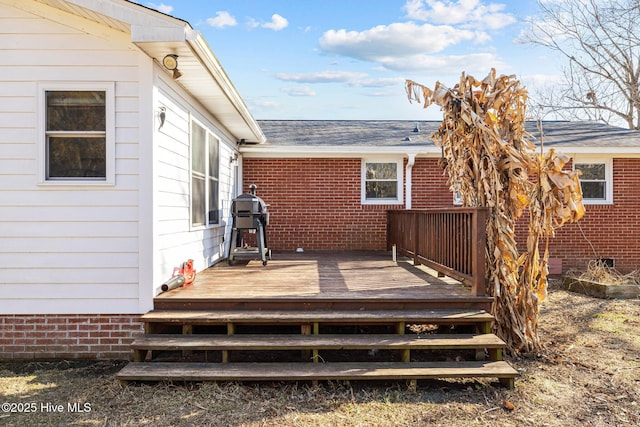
[301,323,311,361]
[182,324,193,358]
[222,323,235,363]
[396,321,410,363]
[413,212,419,266]
[471,208,488,296]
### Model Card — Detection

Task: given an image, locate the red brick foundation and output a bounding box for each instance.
[0,314,144,360]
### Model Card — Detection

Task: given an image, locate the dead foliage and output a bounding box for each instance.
[568,260,640,285]
[405,69,585,354]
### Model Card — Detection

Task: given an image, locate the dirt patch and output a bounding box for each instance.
[1,285,639,427]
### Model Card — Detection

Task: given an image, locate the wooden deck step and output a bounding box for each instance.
[132,333,506,352]
[116,361,518,387]
[141,309,494,325]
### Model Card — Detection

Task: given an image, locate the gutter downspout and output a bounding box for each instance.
[405,154,416,209]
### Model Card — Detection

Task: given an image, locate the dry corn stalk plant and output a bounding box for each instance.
[406,69,585,353]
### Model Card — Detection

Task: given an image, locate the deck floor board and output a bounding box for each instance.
[116,361,518,382]
[132,333,506,351]
[155,251,483,305]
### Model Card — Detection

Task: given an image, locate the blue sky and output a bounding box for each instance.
[143,0,560,121]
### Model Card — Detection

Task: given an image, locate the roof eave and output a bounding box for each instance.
[62,0,265,144]
[240,145,443,158]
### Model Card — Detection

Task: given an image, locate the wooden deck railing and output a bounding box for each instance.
[387,208,488,296]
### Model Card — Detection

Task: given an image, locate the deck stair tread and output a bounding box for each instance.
[132,333,506,351]
[116,361,519,382]
[141,309,494,324]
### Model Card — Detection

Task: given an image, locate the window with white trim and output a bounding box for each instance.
[361,159,403,205]
[574,157,612,204]
[191,121,219,227]
[39,83,114,184]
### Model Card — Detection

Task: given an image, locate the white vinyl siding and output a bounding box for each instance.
[0,3,141,313]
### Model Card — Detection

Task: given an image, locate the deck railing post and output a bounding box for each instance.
[387,211,396,250]
[471,208,488,296]
[413,211,419,266]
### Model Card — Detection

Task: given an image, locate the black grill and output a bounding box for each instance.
[228,184,270,266]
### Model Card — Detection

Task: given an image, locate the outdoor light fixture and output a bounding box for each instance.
[162,54,178,70]
[162,54,183,80]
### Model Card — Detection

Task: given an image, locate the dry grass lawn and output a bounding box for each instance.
[1,284,639,427]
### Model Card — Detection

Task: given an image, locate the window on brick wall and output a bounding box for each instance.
[574,157,612,204]
[361,159,403,205]
[191,121,220,227]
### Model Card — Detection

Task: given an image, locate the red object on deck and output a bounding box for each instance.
[180,259,195,285]
[160,259,196,293]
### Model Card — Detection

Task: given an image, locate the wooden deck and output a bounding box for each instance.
[118,251,519,387]
[154,251,493,311]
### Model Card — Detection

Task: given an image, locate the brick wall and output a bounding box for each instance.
[244,156,640,273]
[0,314,144,360]
[540,158,640,273]
[243,158,403,251]
[410,158,453,208]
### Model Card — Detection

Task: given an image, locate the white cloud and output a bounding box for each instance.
[263,14,289,31]
[319,22,477,61]
[276,73,405,91]
[248,14,289,31]
[382,52,506,75]
[281,86,317,96]
[146,2,173,15]
[347,77,405,88]
[519,73,564,90]
[207,11,237,28]
[404,0,515,30]
[248,99,281,110]
[246,18,260,29]
[364,90,398,97]
[276,70,369,83]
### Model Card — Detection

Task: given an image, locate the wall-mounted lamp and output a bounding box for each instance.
[162,54,183,80]
[229,153,239,165]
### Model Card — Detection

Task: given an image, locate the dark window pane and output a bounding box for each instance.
[366,163,397,180]
[46,91,105,131]
[208,137,219,178]
[581,181,605,199]
[191,123,206,174]
[576,163,605,180]
[47,137,106,178]
[366,181,397,199]
[208,178,219,224]
[192,176,206,226]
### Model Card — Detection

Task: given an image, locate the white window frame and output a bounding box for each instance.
[37,82,115,186]
[361,158,404,205]
[573,156,613,205]
[190,119,220,229]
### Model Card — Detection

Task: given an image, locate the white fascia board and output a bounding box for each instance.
[546,146,640,156]
[240,145,442,158]
[240,145,640,159]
